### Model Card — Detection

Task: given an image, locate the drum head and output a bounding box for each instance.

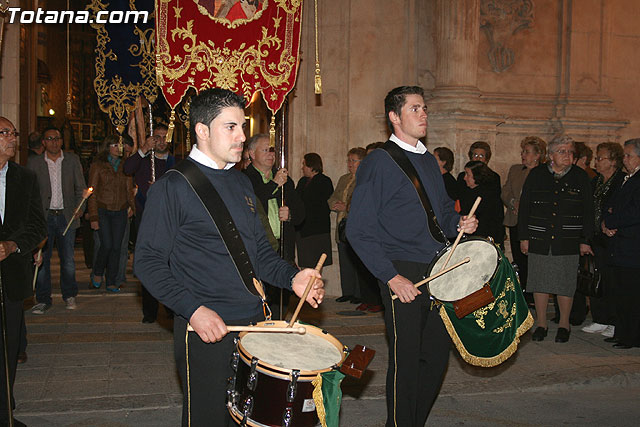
[428,238,499,302]
[239,323,344,373]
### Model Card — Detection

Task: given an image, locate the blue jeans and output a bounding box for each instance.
[36,213,78,304]
[93,208,127,287]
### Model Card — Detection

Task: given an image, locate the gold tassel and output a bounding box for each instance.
[116,129,124,156]
[269,115,276,148]
[166,109,176,143]
[314,0,322,94]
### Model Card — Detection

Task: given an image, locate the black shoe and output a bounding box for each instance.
[350,297,362,304]
[532,327,548,341]
[604,337,618,343]
[555,327,571,343]
[17,352,27,364]
[142,316,155,324]
[613,343,632,349]
[335,295,353,303]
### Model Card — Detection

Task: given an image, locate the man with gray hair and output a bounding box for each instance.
[244,133,304,317]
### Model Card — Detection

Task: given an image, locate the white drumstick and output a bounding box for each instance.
[440,197,481,272]
[186,324,307,334]
[391,257,470,301]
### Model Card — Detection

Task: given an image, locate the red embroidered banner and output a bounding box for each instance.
[155,0,303,113]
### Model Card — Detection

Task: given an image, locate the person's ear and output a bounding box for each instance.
[389,111,401,127]
[194,123,209,141]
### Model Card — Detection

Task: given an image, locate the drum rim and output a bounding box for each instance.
[426,236,502,301]
[228,404,271,427]
[236,320,348,380]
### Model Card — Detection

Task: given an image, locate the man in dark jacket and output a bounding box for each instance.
[244,133,304,318]
[0,116,47,425]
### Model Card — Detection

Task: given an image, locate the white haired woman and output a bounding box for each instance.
[518,135,594,343]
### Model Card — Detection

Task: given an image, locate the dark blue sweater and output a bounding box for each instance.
[134,160,298,322]
[346,146,460,284]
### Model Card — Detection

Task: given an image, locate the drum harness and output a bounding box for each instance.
[381,142,452,309]
[168,159,274,426]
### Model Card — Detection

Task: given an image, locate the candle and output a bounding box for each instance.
[62,187,94,236]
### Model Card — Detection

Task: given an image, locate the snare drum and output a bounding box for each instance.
[427,237,500,302]
[228,320,348,427]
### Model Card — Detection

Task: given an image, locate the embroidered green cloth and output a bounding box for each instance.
[440,246,533,367]
[313,370,345,427]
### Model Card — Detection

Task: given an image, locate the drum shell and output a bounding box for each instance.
[229,320,347,427]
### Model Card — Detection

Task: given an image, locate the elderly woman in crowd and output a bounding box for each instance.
[580,142,625,337]
[518,135,594,343]
[601,139,640,349]
[88,135,135,293]
[502,136,546,296]
[457,140,501,193]
[296,153,334,268]
[460,160,505,247]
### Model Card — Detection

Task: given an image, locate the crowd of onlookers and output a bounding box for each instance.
[21,127,640,353]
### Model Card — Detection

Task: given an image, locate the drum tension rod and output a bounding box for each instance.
[287,370,300,402]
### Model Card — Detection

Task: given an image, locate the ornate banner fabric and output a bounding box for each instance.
[155,0,303,112]
[89,0,157,133]
[440,247,534,367]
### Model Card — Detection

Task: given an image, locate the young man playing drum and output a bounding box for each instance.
[134,88,324,426]
[346,86,478,426]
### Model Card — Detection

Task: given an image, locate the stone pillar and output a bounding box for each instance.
[434,0,480,93]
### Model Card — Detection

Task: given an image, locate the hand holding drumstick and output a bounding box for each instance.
[288,254,326,326]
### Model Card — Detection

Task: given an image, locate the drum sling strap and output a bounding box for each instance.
[170,159,271,318]
[381,141,449,245]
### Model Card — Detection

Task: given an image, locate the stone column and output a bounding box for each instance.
[434,0,480,92]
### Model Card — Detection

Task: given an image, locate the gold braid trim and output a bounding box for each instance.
[312,373,327,427]
[439,306,534,368]
[185,326,191,427]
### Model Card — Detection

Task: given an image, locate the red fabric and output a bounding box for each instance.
[156,0,302,113]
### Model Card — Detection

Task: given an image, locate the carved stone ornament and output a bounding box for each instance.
[480,0,534,73]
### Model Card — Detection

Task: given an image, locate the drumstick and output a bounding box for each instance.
[31,238,47,291]
[287,253,327,328]
[440,196,481,272]
[391,257,470,300]
[186,324,307,334]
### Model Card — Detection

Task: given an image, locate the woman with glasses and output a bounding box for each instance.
[502,136,546,298]
[88,135,135,292]
[518,135,594,343]
[580,142,625,338]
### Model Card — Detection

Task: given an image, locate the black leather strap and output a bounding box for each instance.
[170,159,262,298]
[381,141,448,244]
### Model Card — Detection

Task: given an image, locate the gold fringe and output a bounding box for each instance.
[439,306,534,368]
[312,373,327,427]
[166,109,176,143]
[269,115,276,148]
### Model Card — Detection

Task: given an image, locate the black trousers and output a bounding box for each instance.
[612,267,640,347]
[379,260,451,427]
[0,298,24,423]
[590,244,617,325]
[173,313,263,427]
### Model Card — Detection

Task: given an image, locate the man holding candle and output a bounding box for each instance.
[27,126,87,313]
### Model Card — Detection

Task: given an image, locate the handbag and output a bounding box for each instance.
[337,217,348,243]
[576,254,602,298]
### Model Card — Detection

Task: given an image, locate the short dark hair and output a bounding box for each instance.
[28,131,42,150]
[366,141,385,153]
[384,86,424,132]
[596,142,624,169]
[189,88,246,136]
[434,147,454,172]
[573,141,593,164]
[464,160,494,186]
[303,152,323,174]
[154,123,169,133]
[347,147,366,160]
[42,126,61,138]
[468,141,492,162]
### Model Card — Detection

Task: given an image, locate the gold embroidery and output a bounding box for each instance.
[157,0,301,111]
[89,0,157,132]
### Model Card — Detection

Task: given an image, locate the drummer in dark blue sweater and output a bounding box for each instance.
[346,86,477,427]
[134,88,324,426]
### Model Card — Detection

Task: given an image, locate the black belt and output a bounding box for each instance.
[48,209,64,215]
